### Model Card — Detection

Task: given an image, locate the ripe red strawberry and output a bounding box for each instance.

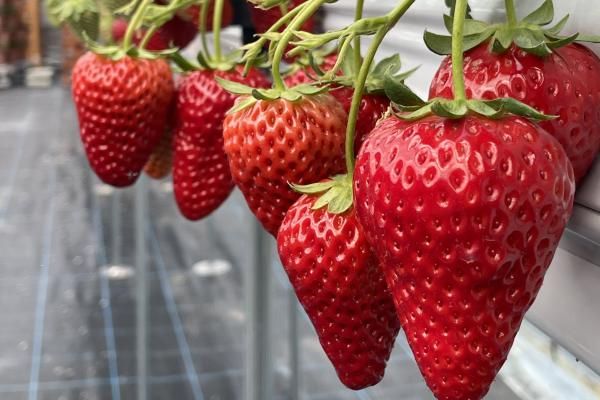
[173,67,269,220]
[278,196,400,389]
[72,52,174,187]
[354,115,574,400]
[223,94,347,236]
[429,42,600,182]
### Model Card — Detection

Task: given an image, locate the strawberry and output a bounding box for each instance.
[283,54,338,87]
[72,52,174,187]
[353,115,575,399]
[429,43,600,183]
[173,67,269,220]
[277,195,400,389]
[249,0,314,35]
[223,93,347,236]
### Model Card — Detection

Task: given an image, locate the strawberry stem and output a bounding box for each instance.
[504,0,518,27]
[200,0,212,58]
[353,0,365,72]
[271,0,327,91]
[344,0,416,173]
[450,0,468,101]
[123,0,153,49]
[213,0,225,61]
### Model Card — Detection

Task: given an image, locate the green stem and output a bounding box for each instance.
[353,0,364,72]
[450,0,468,101]
[213,0,224,61]
[504,0,517,27]
[199,0,211,58]
[122,0,153,49]
[344,0,416,172]
[98,1,114,44]
[271,0,326,90]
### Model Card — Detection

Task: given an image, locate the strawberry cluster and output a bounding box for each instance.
[61,0,599,398]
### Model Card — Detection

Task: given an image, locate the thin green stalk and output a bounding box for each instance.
[271,0,327,90]
[200,0,211,58]
[504,0,518,27]
[353,0,365,72]
[451,0,468,101]
[344,0,416,172]
[213,0,225,61]
[123,0,154,49]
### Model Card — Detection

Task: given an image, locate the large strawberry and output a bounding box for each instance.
[173,67,269,220]
[278,194,400,389]
[72,52,174,187]
[354,115,575,399]
[425,0,600,183]
[223,93,347,236]
[429,42,600,183]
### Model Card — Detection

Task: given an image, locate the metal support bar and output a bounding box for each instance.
[135,177,148,400]
[246,222,273,400]
[289,290,300,400]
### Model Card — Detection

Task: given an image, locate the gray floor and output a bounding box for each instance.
[0,87,521,400]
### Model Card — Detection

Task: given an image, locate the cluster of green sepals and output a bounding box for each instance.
[425,0,600,57]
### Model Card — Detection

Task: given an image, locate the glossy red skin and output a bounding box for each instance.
[223,94,347,236]
[173,67,269,220]
[354,115,574,400]
[429,42,600,183]
[277,197,400,389]
[72,53,174,187]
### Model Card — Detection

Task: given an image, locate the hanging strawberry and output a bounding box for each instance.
[171,0,270,220]
[427,0,600,183]
[353,1,575,398]
[71,0,177,187]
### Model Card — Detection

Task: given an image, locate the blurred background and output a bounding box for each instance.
[0,0,599,399]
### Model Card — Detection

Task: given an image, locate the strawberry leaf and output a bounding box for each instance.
[424,29,494,56]
[545,14,569,35]
[215,77,256,95]
[431,99,468,119]
[481,98,556,121]
[228,97,258,115]
[513,28,552,56]
[384,73,426,110]
[293,175,354,214]
[522,0,554,26]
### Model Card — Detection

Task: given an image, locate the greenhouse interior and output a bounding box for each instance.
[0,0,599,399]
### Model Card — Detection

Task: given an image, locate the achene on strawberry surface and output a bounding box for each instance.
[354,115,575,400]
[72,52,174,187]
[278,196,400,390]
[430,42,600,183]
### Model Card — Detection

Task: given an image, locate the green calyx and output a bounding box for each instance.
[216,77,328,114]
[384,71,554,122]
[425,0,600,57]
[321,52,417,95]
[291,174,354,214]
[170,50,262,74]
[83,33,177,60]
